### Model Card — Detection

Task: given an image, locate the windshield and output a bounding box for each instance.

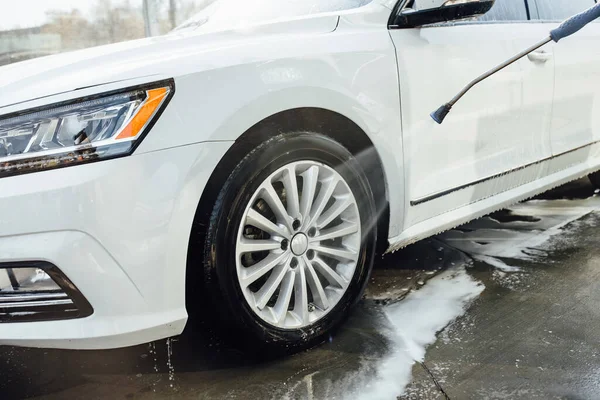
[174,0,373,32]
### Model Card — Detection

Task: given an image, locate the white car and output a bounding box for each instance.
[1,0,599,351]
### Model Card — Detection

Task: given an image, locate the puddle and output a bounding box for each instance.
[352,194,600,398]
[439,197,600,278]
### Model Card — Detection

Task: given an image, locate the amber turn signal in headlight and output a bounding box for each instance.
[0,79,174,178]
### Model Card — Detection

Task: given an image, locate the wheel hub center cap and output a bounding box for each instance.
[291,233,309,256]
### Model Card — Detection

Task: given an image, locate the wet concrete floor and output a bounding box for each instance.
[1,179,600,399]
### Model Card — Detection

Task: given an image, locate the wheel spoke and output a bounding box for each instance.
[313,257,348,289]
[255,259,290,310]
[313,221,359,242]
[238,238,281,254]
[307,175,339,228]
[292,263,309,324]
[304,257,330,310]
[300,166,319,226]
[314,245,357,261]
[246,209,290,239]
[261,184,293,232]
[236,161,361,329]
[240,252,288,288]
[282,166,301,220]
[316,195,353,229]
[273,270,295,323]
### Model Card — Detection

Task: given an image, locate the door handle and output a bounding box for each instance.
[527,50,553,63]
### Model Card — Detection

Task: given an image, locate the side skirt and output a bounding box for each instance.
[387,141,600,253]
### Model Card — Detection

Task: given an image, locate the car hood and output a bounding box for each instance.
[0,15,339,110]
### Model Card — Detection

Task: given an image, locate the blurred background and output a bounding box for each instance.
[0,0,215,66]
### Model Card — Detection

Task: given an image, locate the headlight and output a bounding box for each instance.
[0,79,173,178]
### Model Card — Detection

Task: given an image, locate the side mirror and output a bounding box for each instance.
[391,0,495,28]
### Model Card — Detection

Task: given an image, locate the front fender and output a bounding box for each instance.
[136,31,404,236]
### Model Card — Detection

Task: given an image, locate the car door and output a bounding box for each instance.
[389,0,555,226]
[533,0,600,156]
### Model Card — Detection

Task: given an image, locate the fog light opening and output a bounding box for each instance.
[1,267,62,293]
[0,262,93,322]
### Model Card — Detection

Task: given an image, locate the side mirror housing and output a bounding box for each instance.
[391,0,495,28]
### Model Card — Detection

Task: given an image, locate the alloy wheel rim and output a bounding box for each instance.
[235,160,361,329]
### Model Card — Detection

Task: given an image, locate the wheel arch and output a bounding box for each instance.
[212,107,386,249]
[185,107,391,314]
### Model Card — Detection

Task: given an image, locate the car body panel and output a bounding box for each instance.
[528,0,600,156]
[544,21,600,155]
[0,15,340,110]
[0,141,232,348]
[389,21,555,226]
[0,231,187,349]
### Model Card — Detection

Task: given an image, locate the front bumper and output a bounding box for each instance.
[0,141,233,349]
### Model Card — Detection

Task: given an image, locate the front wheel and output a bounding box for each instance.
[200,132,377,351]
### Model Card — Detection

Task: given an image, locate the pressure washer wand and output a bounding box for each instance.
[431,2,600,124]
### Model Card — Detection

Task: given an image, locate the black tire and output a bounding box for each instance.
[589,171,600,190]
[199,132,377,352]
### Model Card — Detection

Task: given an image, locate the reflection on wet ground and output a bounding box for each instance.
[2,179,600,399]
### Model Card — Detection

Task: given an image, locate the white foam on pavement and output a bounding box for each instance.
[356,267,484,399]
[472,254,522,272]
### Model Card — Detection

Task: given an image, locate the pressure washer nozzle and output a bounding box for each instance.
[431,104,452,124]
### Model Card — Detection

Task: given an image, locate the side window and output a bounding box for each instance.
[478,0,529,21]
[535,0,596,20]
